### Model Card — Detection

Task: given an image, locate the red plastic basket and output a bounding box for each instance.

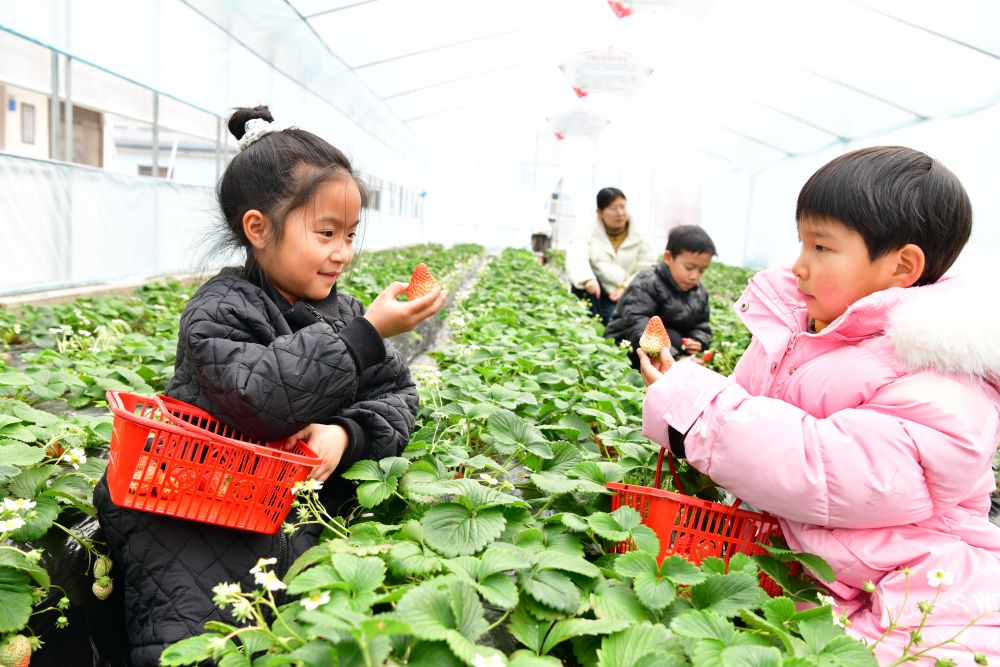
[105,391,320,534]
[607,447,786,596]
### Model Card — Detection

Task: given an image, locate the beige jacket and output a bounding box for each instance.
[566,217,658,293]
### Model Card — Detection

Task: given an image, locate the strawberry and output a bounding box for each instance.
[94,556,112,578]
[0,634,32,667]
[405,263,439,301]
[701,350,714,362]
[639,316,670,360]
[92,576,113,600]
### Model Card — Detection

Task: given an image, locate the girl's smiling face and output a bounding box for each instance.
[257,178,362,304]
[792,215,900,324]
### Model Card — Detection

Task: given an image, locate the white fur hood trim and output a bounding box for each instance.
[886,278,1000,379]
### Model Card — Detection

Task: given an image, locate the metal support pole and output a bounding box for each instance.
[64,55,73,163]
[215,116,223,183]
[152,92,159,176]
[49,51,60,160]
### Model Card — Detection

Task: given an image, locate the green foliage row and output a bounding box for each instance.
[0,243,486,654]
[160,249,867,667]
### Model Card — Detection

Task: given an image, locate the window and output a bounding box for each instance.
[138,165,169,177]
[21,103,35,144]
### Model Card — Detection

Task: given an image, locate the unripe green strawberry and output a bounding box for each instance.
[639,316,669,359]
[92,578,113,601]
[0,634,32,667]
[406,263,439,301]
[94,555,112,578]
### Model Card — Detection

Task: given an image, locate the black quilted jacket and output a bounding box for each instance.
[603,262,712,359]
[93,266,418,666]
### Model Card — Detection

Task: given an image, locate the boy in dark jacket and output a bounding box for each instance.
[605,225,715,368]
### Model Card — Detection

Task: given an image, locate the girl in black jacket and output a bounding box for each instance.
[93,106,444,666]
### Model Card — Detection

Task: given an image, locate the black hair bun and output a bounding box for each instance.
[228,106,274,140]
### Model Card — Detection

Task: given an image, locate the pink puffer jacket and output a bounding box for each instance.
[643,266,1000,665]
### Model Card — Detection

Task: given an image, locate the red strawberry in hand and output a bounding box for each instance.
[406,263,439,301]
[639,316,670,360]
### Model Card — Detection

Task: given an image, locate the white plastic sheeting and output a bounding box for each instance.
[1,0,999,293]
[0,153,214,294]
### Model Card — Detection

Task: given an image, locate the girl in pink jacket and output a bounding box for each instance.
[639,146,1000,665]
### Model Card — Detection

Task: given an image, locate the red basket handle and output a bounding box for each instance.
[654,446,744,512]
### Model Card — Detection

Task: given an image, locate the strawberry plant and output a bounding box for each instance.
[0,243,486,658]
[160,250,878,666]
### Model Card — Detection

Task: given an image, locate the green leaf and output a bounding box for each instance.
[0,372,33,386]
[813,636,879,666]
[762,596,796,627]
[396,579,489,661]
[522,568,580,613]
[670,610,737,642]
[0,423,36,442]
[331,553,386,593]
[689,642,783,667]
[660,555,707,587]
[630,525,661,556]
[0,442,45,467]
[0,548,50,589]
[596,623,672,667]
[553,512,589,532]
[388,541,443,576]
[788,552,836,584]
[506,605,547,653]
[541,618,632,654]
[10,495,61,541]
[487,409,549,452]
[406,641,463,667]
[587,513,628,542]
[614,551,658,579]
[610,505,642,531]
[508,651,565,667]
[536,550,600,578]
[530,471,580,496]
[689,572,768,618]
[0,566,33,633]
[477,573,519,609]
[343,457,409,508]
[798,617,846,653]
[422,504,506,557]
[633,572,676,612]
[286,563,343,596]
[158,633,225,666]
[590,579,650,622]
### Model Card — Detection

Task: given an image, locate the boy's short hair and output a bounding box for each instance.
[666,225,717,257]
[796,146,971,286]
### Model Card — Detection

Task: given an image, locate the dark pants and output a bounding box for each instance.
[571,285,616,325]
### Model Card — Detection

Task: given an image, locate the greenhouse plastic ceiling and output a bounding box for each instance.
[283,0,1000,172]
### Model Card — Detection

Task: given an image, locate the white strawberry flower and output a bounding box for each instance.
[0,517,26,532]
[66,448,87,469]
[299,591,331,611]
[249,557,277,574]
[471,654,505,667]
[817,593,834,608]
[3,497,36,512]
[254,570,286,591]
[212,582,242,606]
[926,568,954,588]
[479,473,499,486]
[231,598,254,621]
[292,479,323,495]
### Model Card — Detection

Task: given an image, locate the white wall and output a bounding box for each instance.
[1,84,50,160]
